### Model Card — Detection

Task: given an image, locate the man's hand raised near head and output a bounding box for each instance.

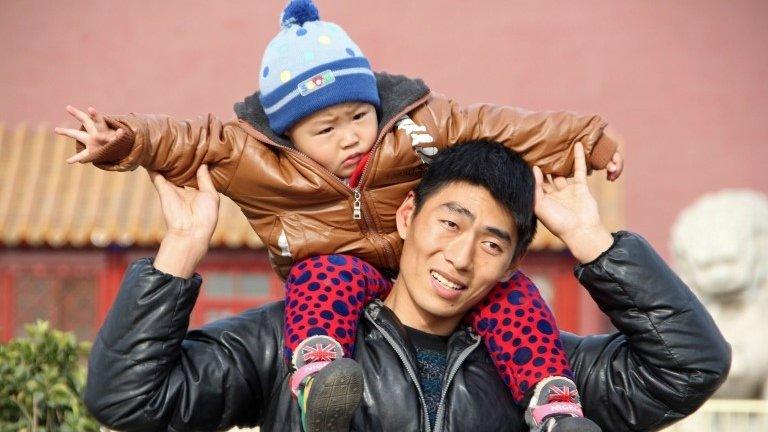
[54,105,124,164]
[152,165,220,278]
[533,142,614,263]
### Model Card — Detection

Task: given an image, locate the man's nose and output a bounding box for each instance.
[443,233,473,272]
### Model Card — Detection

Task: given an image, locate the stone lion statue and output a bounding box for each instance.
[670,189,768,399]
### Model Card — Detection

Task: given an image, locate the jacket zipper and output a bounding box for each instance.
[352,95,429,267]
[432,331,482,432]
[365,309,433,432]
[352,190,363,220]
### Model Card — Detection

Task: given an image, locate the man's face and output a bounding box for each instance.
[393,182,519,331]
[287,102,378,179]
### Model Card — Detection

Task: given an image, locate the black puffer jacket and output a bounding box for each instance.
[84,232,731,431]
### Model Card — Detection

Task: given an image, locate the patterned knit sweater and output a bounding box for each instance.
[404,326,449,426]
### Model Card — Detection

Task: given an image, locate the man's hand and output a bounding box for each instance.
[534,142,614,263]
[152,165,220,278]
[54,105,123,164]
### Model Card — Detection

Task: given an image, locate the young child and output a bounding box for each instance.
[57,1,622,431]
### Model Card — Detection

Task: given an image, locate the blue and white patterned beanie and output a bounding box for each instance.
[259,0,380,135]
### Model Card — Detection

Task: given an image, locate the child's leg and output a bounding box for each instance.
[283,254,393,367]
[465,270,572,404]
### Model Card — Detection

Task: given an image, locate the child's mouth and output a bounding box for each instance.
[343,154,362,166]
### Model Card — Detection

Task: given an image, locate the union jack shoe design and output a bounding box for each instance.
[292,335,345,370]
[525,376,601,432]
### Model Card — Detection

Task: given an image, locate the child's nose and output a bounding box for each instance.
[341,129,359,148]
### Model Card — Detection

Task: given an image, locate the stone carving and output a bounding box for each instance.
[670,189,768,399]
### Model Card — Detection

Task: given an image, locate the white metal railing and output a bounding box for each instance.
[662,399,768,432]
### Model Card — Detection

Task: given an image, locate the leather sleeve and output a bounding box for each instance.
[562,231,731,431]
[84,258,282,432]
[418,93,617,176]
[74,113,247,192]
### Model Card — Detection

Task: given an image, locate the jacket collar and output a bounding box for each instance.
[363,300,480,361]
[233,72,431,148]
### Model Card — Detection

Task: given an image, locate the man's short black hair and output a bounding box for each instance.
[413,141,537,260]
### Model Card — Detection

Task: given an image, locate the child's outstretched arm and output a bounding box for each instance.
[419,94,623,179]
[54,105,246,192]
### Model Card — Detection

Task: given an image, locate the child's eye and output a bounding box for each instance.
[317,127,333,135]
[353,111,367,120]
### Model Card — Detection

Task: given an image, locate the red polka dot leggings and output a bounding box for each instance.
[283,254,572,403]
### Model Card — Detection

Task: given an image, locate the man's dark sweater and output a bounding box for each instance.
[405,326,449,426]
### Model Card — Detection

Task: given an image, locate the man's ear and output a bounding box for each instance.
[396,191,417,240]
[499,258,521,283]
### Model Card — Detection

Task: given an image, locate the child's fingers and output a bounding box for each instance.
[65,149,90,164]
[66,105,96,133]
[607,152,624,181]
[88,107,108,128]
[54,127,90,143]
[196,165,217,193]
[95,128,123,144]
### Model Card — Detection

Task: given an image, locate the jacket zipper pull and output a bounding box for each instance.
[353,190,362,220]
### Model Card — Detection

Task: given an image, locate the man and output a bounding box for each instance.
[84,142,730,431]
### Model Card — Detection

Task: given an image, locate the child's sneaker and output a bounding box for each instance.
[291,358,364,432]
[292,334,346,368]
[525,376,601,432]
[290,336,362,432]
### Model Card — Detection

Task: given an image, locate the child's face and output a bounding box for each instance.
[287,102,378,178]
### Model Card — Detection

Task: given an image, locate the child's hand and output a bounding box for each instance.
[606,151,623,181]
[54,105,123,164]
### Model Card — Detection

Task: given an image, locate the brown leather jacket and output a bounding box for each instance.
[83,73,617,278]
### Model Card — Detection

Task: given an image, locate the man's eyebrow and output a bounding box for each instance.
[442,202,475,220]
[485,226,512,243]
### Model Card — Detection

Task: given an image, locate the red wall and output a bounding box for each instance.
[2,0,767,256]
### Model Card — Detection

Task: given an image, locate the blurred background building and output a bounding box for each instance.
[1,1,767,429]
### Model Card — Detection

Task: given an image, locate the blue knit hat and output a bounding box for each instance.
[259,0,380,135]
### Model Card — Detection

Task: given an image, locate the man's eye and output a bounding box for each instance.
[484,241,503,253]
[353,111,367,120]
[440,220,458,230]
[317,127,333,135]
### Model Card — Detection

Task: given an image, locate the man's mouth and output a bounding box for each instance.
[430,270,467,291]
